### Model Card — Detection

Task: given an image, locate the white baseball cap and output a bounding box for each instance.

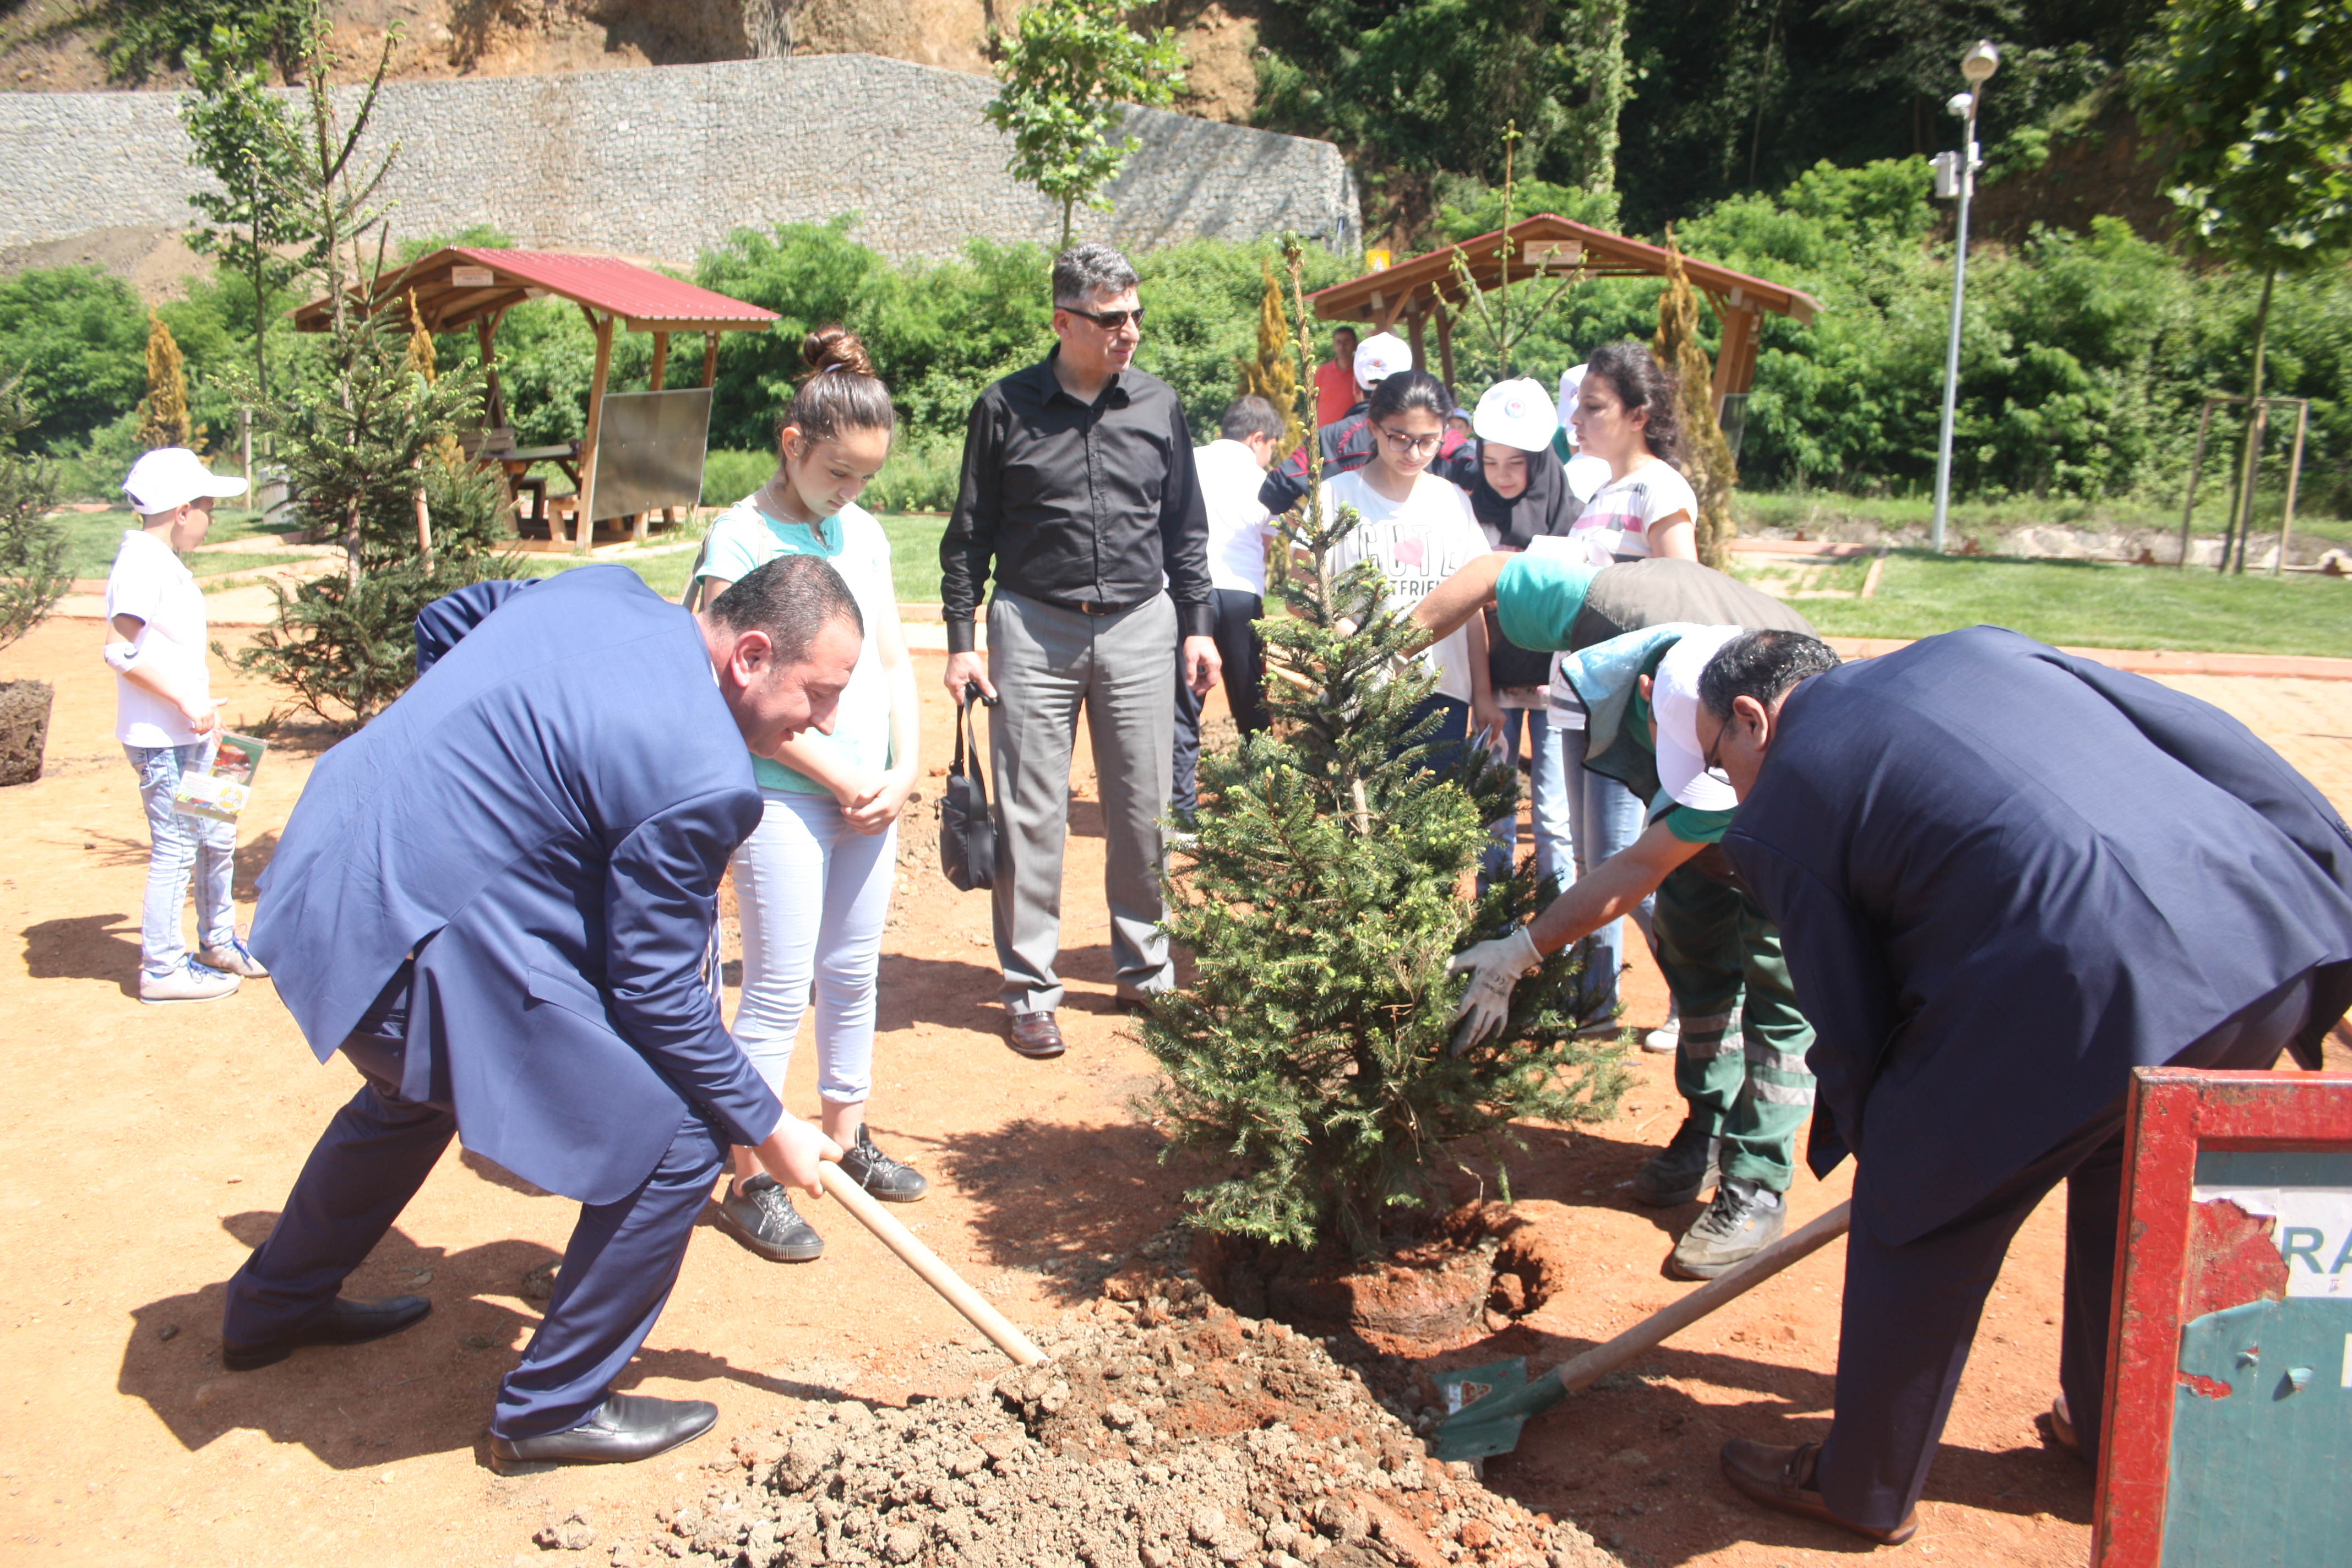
[1353,332,1412,388]
[1651,625,1747,813]
[1473,378,1558,452]
[123,447,248,515]
[1556,363,1588,438]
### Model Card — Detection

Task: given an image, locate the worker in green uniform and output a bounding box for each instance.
[1413,549,1819,1278]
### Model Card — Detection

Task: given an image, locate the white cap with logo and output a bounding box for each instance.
[123,447,249,515]
[1473,378,1559,453]
[1651,625,1747,812]
[1352,332,1412,388]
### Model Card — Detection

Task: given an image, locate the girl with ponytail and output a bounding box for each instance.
[692,326,928,1264]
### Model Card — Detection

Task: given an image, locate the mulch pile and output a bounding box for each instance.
[594,1280,1616,1568]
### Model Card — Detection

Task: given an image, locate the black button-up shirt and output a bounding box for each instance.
[939,350,1212,653]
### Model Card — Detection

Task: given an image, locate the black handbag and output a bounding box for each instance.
[938,688,997,891]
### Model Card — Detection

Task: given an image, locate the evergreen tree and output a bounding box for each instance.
[231,16,509,729]
[1139,239,1629,1260]
[136,313,195,452]
[0,376,68,652]
[1653,238,1740,567]
[1233,261,1305,458]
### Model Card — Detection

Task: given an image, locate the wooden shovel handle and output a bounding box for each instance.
[1554,1199,1852,1396]
[819,1163,1048,1366]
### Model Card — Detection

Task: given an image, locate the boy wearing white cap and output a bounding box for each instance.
[1447,620,1821,1280]
[105,448,268,1003]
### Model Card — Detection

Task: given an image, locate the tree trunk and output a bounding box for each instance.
[2226,264,2276,575]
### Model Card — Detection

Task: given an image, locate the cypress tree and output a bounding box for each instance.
[137,313,195,453]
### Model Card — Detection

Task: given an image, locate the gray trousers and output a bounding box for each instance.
[987,589,1176,1012]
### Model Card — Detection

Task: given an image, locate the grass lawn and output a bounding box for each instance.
[52,505,304,580]
[506,512,951,605]
[1748,549,2352,659]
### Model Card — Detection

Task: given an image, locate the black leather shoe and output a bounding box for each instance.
[1720,1439,1918,1544]
[489,1392,717,1472]
[1632,1114,1721,1207]
[838,1125,929,1202]
[1006,1010,1065,1059]
[711,1173,825,1262]
[221,1294,432,1371]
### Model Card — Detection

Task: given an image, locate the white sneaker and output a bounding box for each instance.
[198,935,270,979]
[1641,1020,1680,1054]
[140,958,241,1004]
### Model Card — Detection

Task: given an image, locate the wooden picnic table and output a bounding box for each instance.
[486,443,581,536]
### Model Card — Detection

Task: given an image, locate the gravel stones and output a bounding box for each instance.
[614,1289,1616,1568]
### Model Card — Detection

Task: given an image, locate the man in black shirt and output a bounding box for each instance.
[940,242,1221,1060]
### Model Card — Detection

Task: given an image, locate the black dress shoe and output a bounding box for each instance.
[1006,1010,1065,1059]
[221,1294,433,1371]
[489,1392,717,1472]
[1720,1439,1918,1544]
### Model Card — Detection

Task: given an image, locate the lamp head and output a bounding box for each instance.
[1961,39,1999,84]
[1946,91,1975,118]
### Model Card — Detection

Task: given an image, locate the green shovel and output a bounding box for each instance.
[1431,1200,1852,1464]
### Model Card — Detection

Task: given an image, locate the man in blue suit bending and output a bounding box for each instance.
[222,556,862,1470]
[1696,626,2352,1546]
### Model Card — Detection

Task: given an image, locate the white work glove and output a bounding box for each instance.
[1446,925,1542,1054]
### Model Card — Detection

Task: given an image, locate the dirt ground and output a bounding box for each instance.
[2,613,2349,1567]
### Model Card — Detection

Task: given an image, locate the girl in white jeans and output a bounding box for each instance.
[693,326,923,1263]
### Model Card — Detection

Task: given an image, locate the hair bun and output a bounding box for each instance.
[802,324,876,380]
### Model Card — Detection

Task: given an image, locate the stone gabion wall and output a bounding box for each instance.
[0,54,1360,262]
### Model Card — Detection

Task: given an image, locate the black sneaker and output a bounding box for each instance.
[711,1174,824,1262]
[1669,1176,1786,1279]
[837,1125,929,1203]
[1631,1114,1721,1207]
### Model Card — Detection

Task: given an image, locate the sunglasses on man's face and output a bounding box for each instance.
[1060,304,1146,333]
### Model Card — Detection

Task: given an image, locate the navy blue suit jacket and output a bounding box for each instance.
[1723,627,2352,1244]
[252,566,779,1205]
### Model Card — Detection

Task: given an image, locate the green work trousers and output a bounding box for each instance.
[1650,862,1816,1192]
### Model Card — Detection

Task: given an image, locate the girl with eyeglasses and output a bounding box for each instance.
[1315,367,1494,774]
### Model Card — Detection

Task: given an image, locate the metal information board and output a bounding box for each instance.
[2094,1068,2352,1566]
[584,387,712,522]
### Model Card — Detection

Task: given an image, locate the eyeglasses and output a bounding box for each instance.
[1376,426,1444,457]
[1059,304,1146,333]
[1701,715,1729,775]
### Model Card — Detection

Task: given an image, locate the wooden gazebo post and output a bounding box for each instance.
[574,308,615,554]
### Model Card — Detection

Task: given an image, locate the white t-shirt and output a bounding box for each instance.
[1566,460,1698,567]
[1194,439,1275,596]
[105,529,211,749]
[1316,468,1487,704]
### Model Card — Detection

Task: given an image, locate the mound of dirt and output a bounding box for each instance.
[607,1286,1615,1568]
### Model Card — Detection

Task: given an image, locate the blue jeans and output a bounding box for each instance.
[1556,721,1652,1011]
[1480,705,1574,894]
[126,742,237,979]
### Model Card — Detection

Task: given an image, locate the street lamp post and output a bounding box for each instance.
[1929,40,1999,555]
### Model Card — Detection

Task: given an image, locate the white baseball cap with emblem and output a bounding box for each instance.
[122,447,249,515]
[1352,332,1412,388]
[1651,624,1747,812]
[1473,377,1558,452]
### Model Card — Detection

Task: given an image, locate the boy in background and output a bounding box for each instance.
[104,448,268,1003]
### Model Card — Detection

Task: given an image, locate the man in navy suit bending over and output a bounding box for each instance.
[222,556,860,1469]
[1696,626,2352,1545]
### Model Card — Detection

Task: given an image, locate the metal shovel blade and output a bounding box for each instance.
[1430,1358,1566,1463]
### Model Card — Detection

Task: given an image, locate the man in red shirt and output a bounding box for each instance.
[1312,325,1359,429]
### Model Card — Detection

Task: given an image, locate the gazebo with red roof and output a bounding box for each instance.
[1309,215,1819,441]
[295,247,779,552]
